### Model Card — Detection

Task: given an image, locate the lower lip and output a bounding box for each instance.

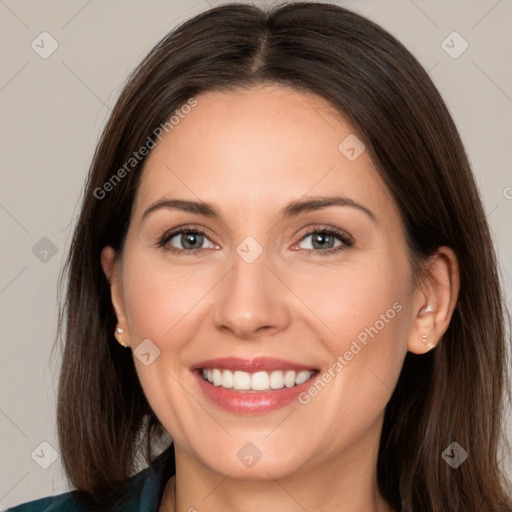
[193,370,319,414]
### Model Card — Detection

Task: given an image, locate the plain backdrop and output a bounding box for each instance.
[1,0,511,508]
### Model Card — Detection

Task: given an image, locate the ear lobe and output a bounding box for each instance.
[407,246,460,354]
[100,246,129,334]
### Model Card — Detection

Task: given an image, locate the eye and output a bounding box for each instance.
[156,224,354,256]
[292,226,354,256]
[157,226,218,255]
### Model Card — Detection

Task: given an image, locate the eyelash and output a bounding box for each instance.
[156,224,354,257]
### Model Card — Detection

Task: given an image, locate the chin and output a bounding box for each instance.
[193,441,311,480]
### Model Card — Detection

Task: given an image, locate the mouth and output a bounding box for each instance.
[190,357,321,414]
[197,367,319,392]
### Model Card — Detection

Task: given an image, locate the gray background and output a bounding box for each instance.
[1,0,511,508]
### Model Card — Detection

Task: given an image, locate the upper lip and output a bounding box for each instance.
[191,357,318,373]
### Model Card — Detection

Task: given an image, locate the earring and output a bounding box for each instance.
[115,326,129,348]
[422,335,433,351]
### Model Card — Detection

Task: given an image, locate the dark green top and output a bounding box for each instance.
[6,443,176,512]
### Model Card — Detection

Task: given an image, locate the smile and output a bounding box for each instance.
[191,357,321,414]
[200,368,317,392]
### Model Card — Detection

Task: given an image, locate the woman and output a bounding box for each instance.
[7,2,512,511]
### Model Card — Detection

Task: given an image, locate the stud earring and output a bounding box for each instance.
[422,335,433,351]
[115,326,129,348]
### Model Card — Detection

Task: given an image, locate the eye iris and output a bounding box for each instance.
[312,232,334,250]
[182,232,203,250]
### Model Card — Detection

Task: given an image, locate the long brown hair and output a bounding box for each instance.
[56,2,512,510]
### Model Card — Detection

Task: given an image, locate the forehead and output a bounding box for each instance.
[132,84,397,223]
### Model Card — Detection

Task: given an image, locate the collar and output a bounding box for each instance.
[112,442,176,512]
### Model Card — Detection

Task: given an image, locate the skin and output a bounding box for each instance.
[101,83,459,512]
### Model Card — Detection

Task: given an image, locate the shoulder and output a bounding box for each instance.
[6,443,176,512]
[5,490,90,511]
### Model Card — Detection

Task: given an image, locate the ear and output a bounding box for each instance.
[101,246,130,347]
[407,246,460,354]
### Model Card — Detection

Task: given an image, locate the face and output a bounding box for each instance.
[103,84,422,480]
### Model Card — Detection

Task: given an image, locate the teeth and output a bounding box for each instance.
[284,370,296,388]
[295,370,312,385]
[251,371,269,390]
[222,369,233,388]
[201,368,315,391]
[212,369,223,386]
[234,370,251,390]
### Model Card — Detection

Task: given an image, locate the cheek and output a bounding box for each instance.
[122,253,213,341]
[290,254,408,347]
[120,252,210,434]
[295,257,410,407]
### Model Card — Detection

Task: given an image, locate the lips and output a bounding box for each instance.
[190,357,320,414]
[191,356,318,373]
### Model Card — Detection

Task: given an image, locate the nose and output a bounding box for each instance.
[212,247,291,340]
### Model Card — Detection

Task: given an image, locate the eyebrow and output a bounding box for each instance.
[141,195,377,224]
